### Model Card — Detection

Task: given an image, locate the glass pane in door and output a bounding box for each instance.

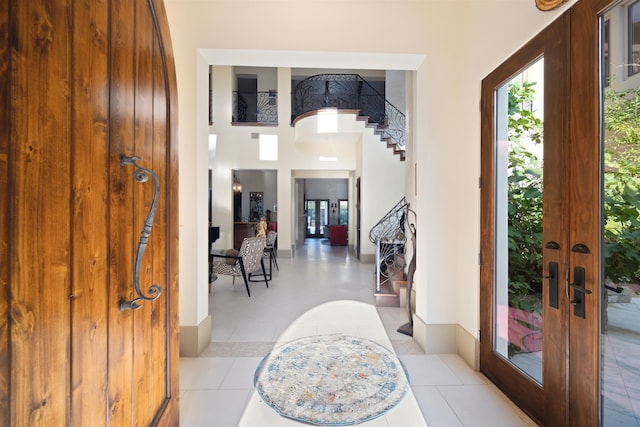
[600,4,640,425]
[339,200,348,224]
[306,201,317,235]
[318,200,328,237]
[306,200,329,237]
[494,58,545,384]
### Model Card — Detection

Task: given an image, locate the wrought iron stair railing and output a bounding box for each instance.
[232,90,278,124]
[292,74,406,159]
[369,197,411,292]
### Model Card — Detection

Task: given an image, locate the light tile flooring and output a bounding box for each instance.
[602,298,640,426]
[179,239,537,426]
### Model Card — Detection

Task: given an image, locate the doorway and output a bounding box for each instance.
[481,1,640,425]
[306,199,329,238]
[480,7,591,427]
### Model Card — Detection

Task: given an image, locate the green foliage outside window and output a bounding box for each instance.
[603,85,640,283]
[506,81,544,307]
[339,200,348,224]
[507,80,640,303]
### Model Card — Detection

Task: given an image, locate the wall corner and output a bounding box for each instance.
[180,315,212,357]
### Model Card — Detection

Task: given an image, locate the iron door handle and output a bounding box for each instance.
[569,266,591,319]
[542,262,559,309]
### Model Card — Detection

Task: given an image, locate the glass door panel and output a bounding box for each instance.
[481,14,570,425]
[484,2,629,425]
[338,200,348,224]
[306,200,329,238]
[600,4,640,425]
[494,58,545,384]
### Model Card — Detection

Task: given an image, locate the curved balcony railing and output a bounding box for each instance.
[292,74,406,151]
[232,91,278,124]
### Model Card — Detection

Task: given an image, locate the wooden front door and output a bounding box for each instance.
[480,14,572,425]
[0,0,179,425]
[481,1,617,425]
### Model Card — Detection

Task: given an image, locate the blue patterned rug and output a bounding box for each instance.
[254,334,409,425]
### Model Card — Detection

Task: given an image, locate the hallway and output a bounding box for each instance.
[179,239,536,426]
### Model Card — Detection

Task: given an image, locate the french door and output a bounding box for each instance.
[306,200,329,238]
[480,5,601,426]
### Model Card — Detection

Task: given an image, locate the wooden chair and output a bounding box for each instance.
[250,231,278,282]
[211,236,269,297]
[265,230,278,272]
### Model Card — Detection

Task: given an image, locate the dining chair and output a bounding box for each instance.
[211,236,269,297]
[250,231,279,282]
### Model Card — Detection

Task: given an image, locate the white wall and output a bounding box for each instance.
[385,70,407,115]
[234,66,277,92]
[359,126,408,258]
[166,0,578,356]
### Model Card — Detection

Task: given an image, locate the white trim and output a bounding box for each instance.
[199,48,426,70]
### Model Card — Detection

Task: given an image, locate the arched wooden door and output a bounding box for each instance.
[0,0,179,425]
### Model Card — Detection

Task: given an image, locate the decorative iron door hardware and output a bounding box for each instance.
[569,266,591,319]
[119,154,162,311]
[571,243,590,254]
[545,240,560,250]
[543,262,559,309]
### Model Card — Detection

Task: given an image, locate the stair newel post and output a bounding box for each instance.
[398,221,416,337]
[375,237,382,293]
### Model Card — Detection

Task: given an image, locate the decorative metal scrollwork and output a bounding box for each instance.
[119,154,162,311]
[292,74,406,152]
[370,197,410,293]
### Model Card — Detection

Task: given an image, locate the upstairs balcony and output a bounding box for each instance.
[232,90,278,126]
[227,74,406,160]
[292,74,406,160]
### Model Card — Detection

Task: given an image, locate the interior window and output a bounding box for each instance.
[338,200,348,224]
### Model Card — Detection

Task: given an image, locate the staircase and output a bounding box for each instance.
[374,263,408,307]
[354,114,406,161]
[292,74,406,161]
[370,198,411,307]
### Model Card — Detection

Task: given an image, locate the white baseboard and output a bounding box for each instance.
[180,315,211,357]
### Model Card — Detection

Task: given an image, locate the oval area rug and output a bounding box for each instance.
[254,334,409,425]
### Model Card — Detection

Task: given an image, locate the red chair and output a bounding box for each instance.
[328,225,348,246]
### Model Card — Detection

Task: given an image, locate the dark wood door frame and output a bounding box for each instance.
[480,1,613,425]
[305,199,329,238]
[480,13,570,426]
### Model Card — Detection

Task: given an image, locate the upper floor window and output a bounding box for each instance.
[628,1,640,76]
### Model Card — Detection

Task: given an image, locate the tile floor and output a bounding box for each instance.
[179,239,537,426]
[602,298,640,426]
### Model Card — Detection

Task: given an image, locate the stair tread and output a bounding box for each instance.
[374,282,396,294]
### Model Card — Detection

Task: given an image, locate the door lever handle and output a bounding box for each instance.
[542,262,559,309]
[569,282,592,294]
[570,266,590,318]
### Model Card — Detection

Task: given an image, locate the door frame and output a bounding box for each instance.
[480,12,570,425]
[480,1,615,425]
[566,1,611,425]
[305,199,329,238]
